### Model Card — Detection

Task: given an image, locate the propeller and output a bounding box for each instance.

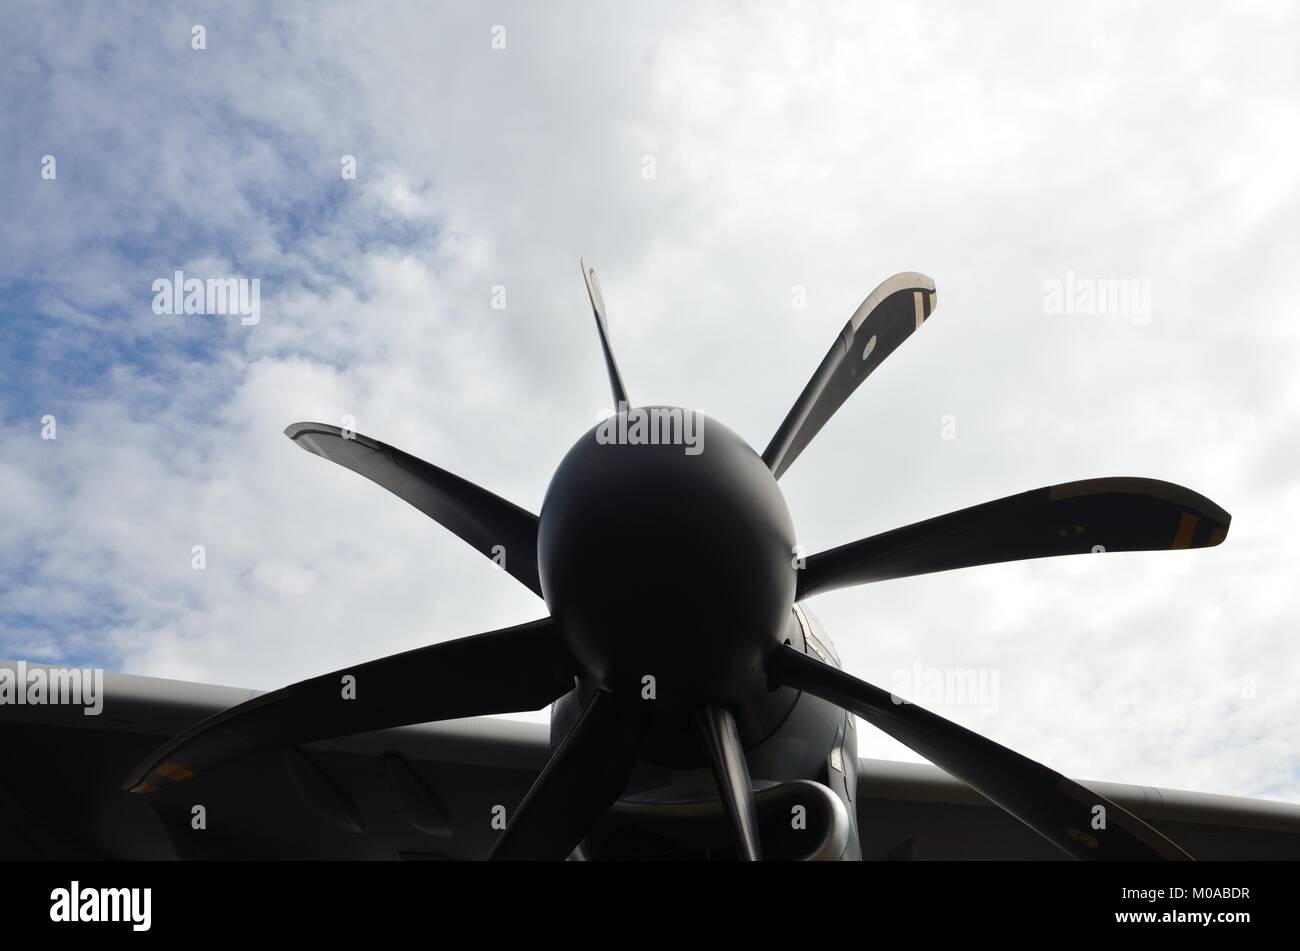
[694,705,763,861]
[767,644,1191,860]
[123,619,574,794]
[489,690,638,861]
[125,261,1229,862]
[580,258,630,409]
[763,272,936,479]
[284,423,544,596]
[797,476,1231,600]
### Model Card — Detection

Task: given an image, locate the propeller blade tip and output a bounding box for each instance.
[283,422,340,460]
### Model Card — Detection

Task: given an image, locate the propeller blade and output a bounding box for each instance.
[694,705,763,861]
[580,258,631,409]
[489,689,637,860]
[124,618,574,793]
[763,272,936,479]
[798,477,1230,601]
[768,645,1191,860]
[285,423,543,596]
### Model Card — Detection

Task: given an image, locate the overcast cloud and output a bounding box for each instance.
[1,0,1298,802]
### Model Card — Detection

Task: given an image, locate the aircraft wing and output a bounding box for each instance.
[2,663,1298,860]
[0,663,546,860]
[853,758,1300,860]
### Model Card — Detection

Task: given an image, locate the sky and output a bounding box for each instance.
[1,0,1298,803]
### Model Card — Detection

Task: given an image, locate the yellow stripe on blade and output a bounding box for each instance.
[1171,513,1198,549]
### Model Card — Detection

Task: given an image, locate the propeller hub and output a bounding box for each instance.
[538,408,797,714]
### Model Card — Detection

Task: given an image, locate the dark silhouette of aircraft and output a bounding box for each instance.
[7,263,1294,861]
